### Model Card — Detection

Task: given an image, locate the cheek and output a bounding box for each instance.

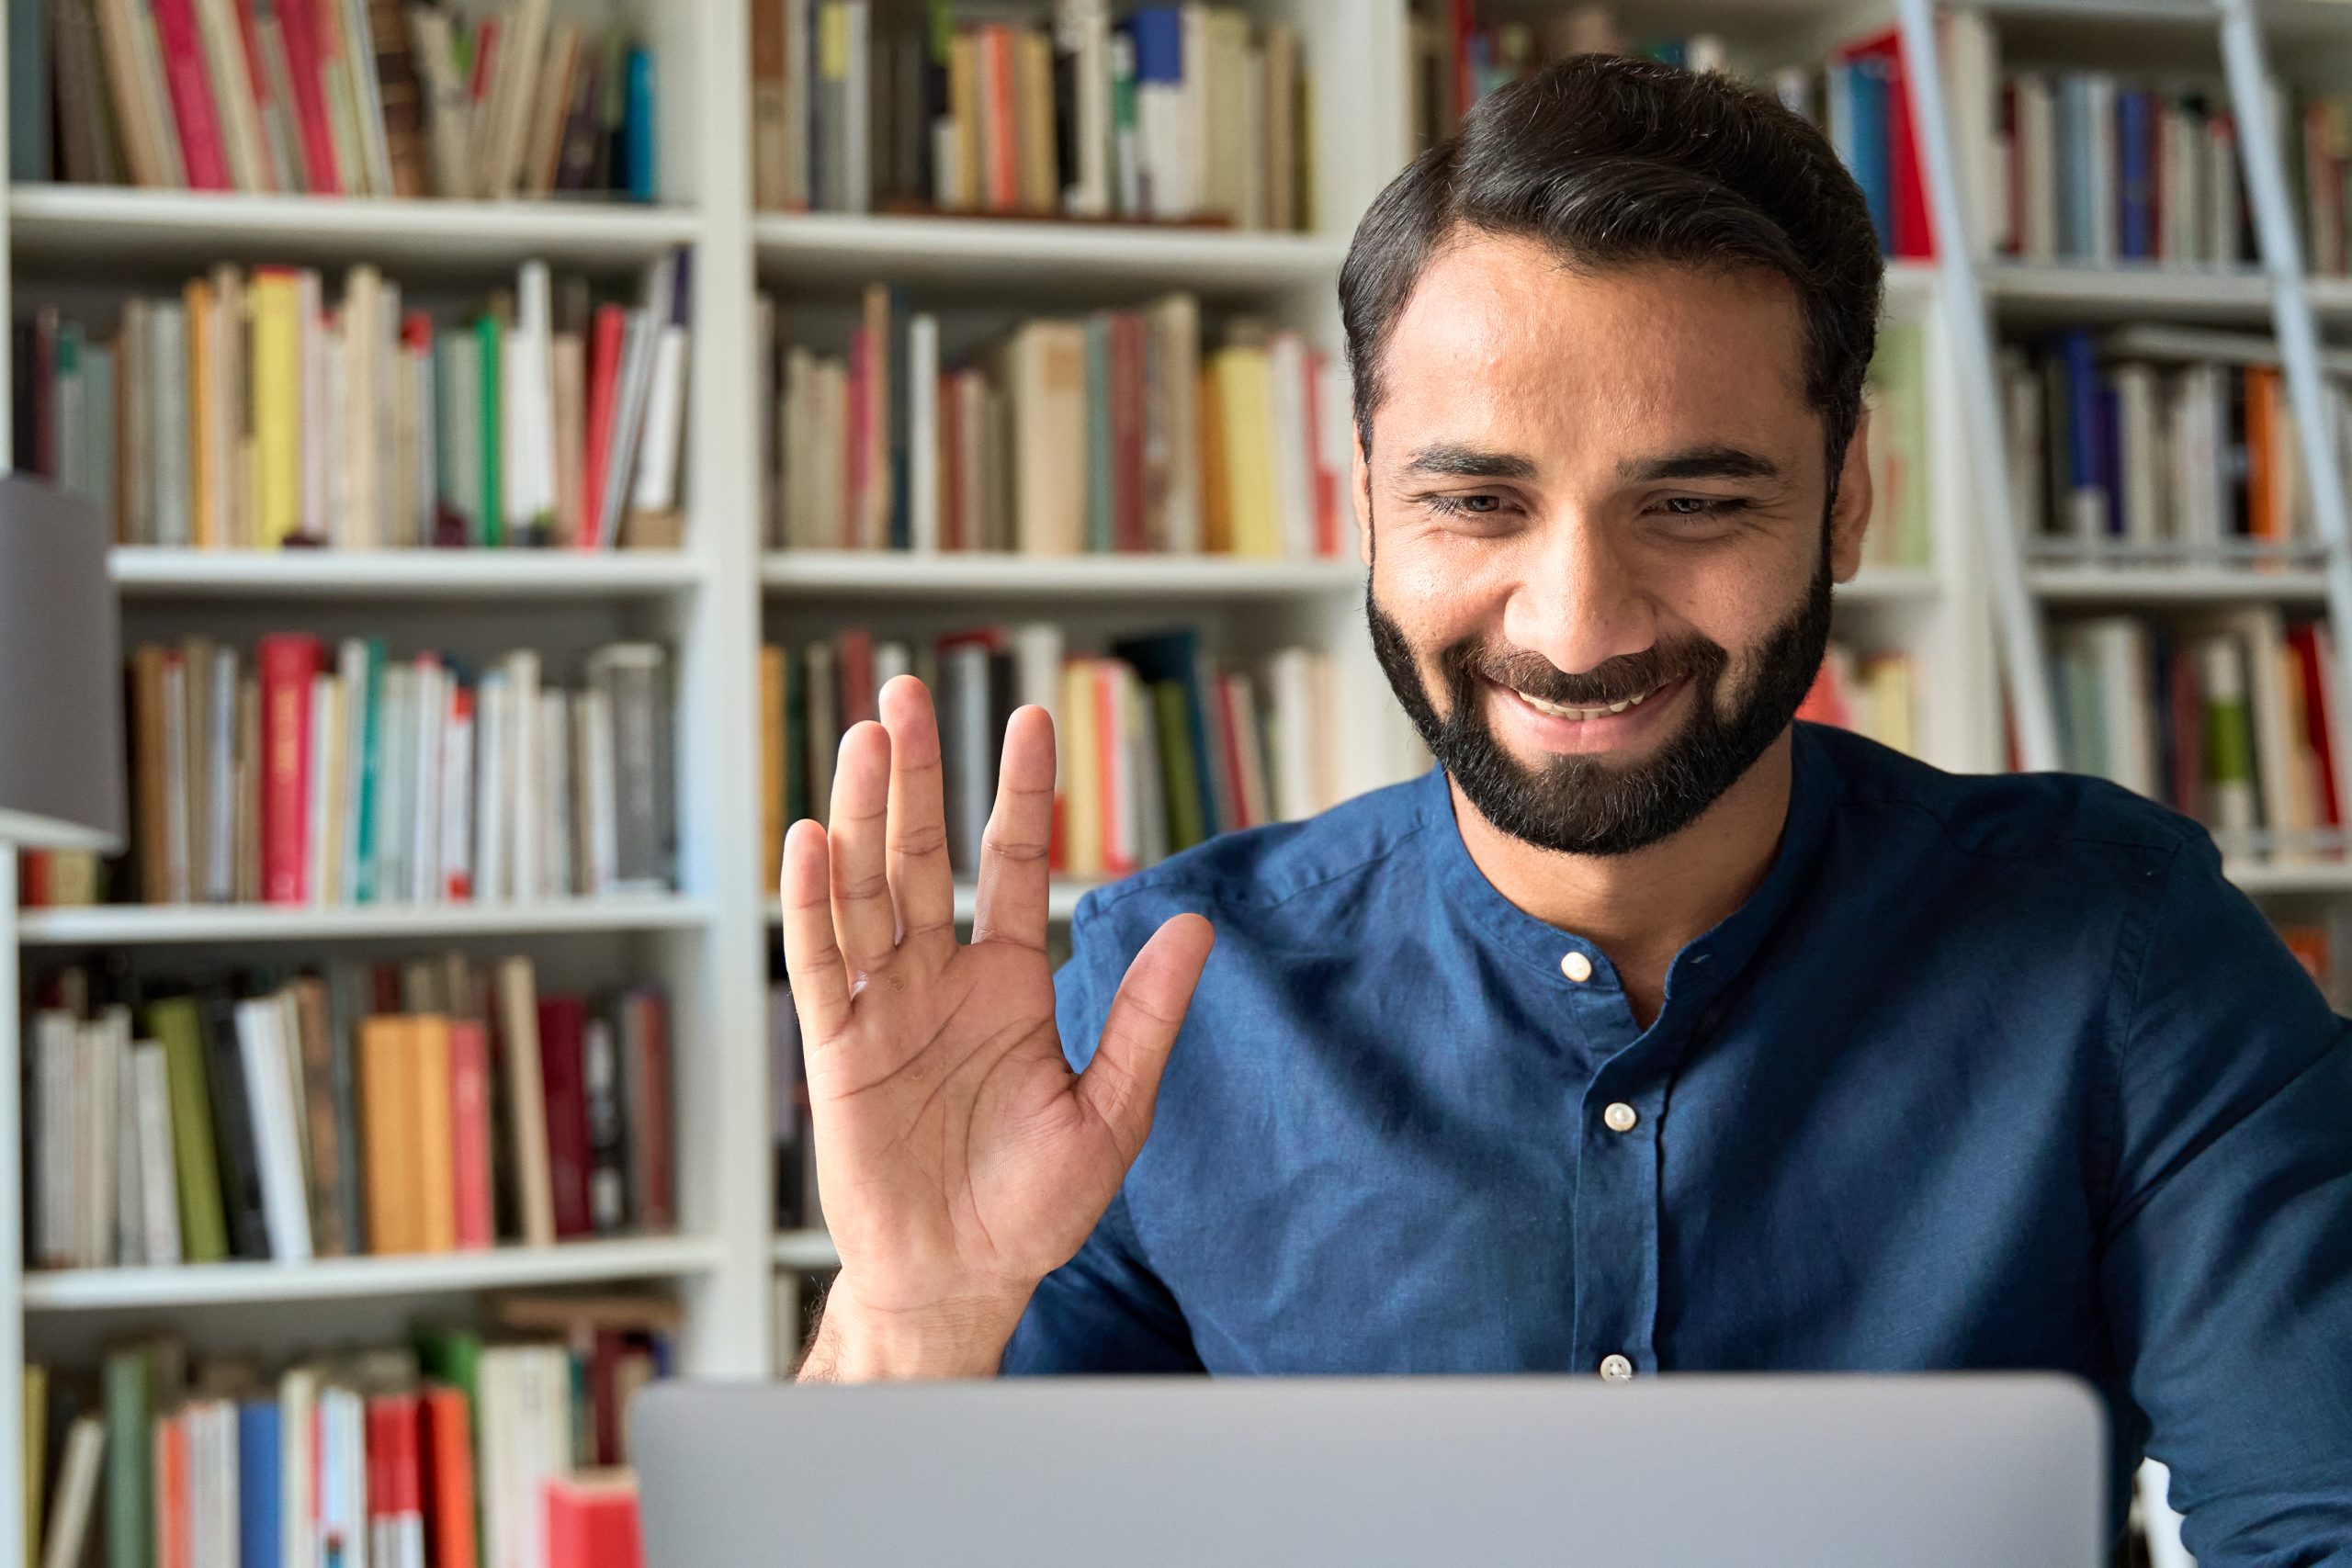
[1374,545,1510,660]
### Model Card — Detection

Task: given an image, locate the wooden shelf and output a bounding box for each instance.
[111,547,707,599]
[762,550,1363,598]
[2029,566,2331,604]
[763,881,1102,927]
[753,211,1345,291]
[772,1230,841,1270]
[18,897,714,946]
[8,185,702,272]
[22,1235,725,1311]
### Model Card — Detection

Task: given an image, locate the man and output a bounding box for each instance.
[776,53,2352,1562]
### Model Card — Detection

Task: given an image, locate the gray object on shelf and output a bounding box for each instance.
[0,473,124,852]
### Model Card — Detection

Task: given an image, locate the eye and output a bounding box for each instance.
[1423,492,1509,518]
[1653,496,1751,520]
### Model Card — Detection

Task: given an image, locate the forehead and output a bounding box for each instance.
[1374,230,1815,459]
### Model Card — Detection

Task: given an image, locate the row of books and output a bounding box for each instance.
[752,1,1313,231]
[15,253,694,552]
[19,0,661,199]
[1406,6,1936,262]
[2001,325,2342,560]
[1797,642,1918,757]
[18,635,675,911]
[1861,320,1931,570]
[763,624,1337,883]
[25,1300,669,1568]
[2051,608,2344,863]
[25,953,673,1271]
[761,287,1346,558]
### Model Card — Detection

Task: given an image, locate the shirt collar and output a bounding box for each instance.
[1417,722,1837,1008]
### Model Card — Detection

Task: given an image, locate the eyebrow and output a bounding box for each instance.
[1618,445,1783,483]
[1398,444,1540,481]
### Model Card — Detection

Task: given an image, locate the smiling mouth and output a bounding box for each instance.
[1506,679,1674,722]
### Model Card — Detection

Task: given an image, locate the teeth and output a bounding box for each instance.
[1516,683,1661,722]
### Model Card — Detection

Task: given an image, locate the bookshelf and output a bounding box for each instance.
[12,0,2352,1555]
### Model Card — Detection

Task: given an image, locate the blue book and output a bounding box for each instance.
[2057,329,2105,529]
[1849,62,1893,254]
[2097,380,2122,535]
[623,47,657,201]
[1128,7,1183,84]
[2119,88,2153,260]
[238,1402,282,1568]
[9,0,48,182]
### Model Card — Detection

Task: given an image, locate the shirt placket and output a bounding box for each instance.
[1559,939,1670,1382]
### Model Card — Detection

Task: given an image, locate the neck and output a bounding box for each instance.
[1447,728,1796,1025]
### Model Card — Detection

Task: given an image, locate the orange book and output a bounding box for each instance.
[359,1015,421,1253]
[413,1016,458,1252]
[448,1018,496,1249]
[2246,365,2281,544]
[1198,366,1231,553]
[422,1386,479,1568]
[185,276,215,547]
[153,1412,188,1568]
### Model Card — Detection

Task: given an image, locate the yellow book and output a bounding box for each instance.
[249,268,303,547]
[185,277,215,548]
[1215,347,1279,558]
[1059,658,1102,877]
[23,1360,44,1563]
[760,645,786,885]
[1198,365,1231,554]
[1017,28,1057,214]
[413,1016,458,1253]
[949,33,981,209]
[359,1016,420,1254]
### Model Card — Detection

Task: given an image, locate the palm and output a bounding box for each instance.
[780,678,1214,1319]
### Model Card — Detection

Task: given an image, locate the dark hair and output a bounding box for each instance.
[1340,52,1884,488]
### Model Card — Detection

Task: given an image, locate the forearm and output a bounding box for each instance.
[796,1273,1033,1382]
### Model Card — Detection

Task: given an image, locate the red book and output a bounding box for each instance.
[590,1330,625,1466]
[545,1473,644,1568]
[272,0,343,193]
[20,851,48,908]
[537,997,594,1239]
[2288,624,2343,826]
[448,1019,496,1248]
[836,628,878,728]
[625,990,673,1232]
[983,25,1018,210]
[1448,0,1475,126]
[582,304,626,548]
[1093,662,1134,874]
[367,1395,425,1568]
[1303,348,1340,558]
[229,0,280,191]
[1211,673,1253,831]
[150,0,232,188]
[256,633,324,904]
[1838,29,1935,259]
[421,1388,479,1568]
[1109,314,1148,552]
[444,684,476,901]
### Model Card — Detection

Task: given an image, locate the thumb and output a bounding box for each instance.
[1077,913,1215,1164]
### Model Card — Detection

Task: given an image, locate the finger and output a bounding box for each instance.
[972,705,1057,951]
[828,721,899,975]
[778,818,853,1043]
[1077,914,1215,1163]
[880,675,956,955]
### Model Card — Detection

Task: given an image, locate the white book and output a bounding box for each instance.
[39,1416,105,1568]
[1057,0,1113,216]
[2085,73,2118,265]
[280,1370,318,1568]
[1268,333,1316,559]
[442,682,477,902]
[909,312,941,551]
[111,1011,143,1266]
[475,671,510,902]
[2086,618,2159,798]
[79,1016,119,1268]
[443,332,482,542]
[375,663,415,905]
[598,311,658,548]
[2016,73,2056,263]
[875,640,912,701]
[411,657,447,905]
[236,996,313,1261]
[631,254,692,520]
[538,690,572,899]
[511,260,557,536]
[35,1011,74,1267]
[342,267,380,548]
[1110,30,1141,214]
[1126,666,1167,866]
[161,655,192,902]
[207,647,239,900]
[1265,648,1320,823]
[336,639,373,902]
[131,1039,182,1264]
[507,651,542,899]
[151,301,191,546]
[321,331,349,546]
[305,674,344,904]
[2113,364,2163,545]
[578,686,619,895]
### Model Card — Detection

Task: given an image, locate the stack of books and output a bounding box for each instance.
[2002,324,2344,566]
[1403,5,1938,261]
[20,635,674,911]
[2050,608,2344,864]
[21,0,661,199]
[25,1297,673,1568]
[1798,641,1918,756]
[24,953,674,1269]
[751,1,1313,230]
[763,624,1338,884]
[16,253,694,552]
[761,286,1348,558]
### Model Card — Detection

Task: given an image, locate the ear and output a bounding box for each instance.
[1351,422,1374,570]
[1827,406,1873,584]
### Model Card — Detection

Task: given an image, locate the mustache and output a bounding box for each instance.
[1450,634,1729,708]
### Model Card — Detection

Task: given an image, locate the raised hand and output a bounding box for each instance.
[779,674,1215,1379]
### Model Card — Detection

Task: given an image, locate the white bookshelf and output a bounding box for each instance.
[111,547,711,599]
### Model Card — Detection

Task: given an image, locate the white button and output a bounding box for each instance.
[1603,1101,1639,1134]
[1560,951,1594,983]
[1599,1354,1635,1382]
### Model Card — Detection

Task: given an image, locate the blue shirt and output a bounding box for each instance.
[1002,722,2352,1564]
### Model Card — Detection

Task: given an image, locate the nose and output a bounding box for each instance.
[1499,511,1659,679]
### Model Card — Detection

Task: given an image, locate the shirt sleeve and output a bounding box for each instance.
[2100,834,2352,1563]
[998,898,1204,1375]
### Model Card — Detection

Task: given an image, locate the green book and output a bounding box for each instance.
[350,639,386,903]
[147,997,229,1262]
[102,1346,153,1568]
[1153,681,1205,852]
[475,312,503,547]
[413,1325,486,1563]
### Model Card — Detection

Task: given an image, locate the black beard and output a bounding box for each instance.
[1367,552,1834,856]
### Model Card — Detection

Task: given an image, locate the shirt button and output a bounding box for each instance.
[1602,1101,1639,1134]
[1560,951,1594,983]
[1599,1354,1635,1382]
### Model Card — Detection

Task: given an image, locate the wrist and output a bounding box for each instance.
[800,1272,1035,1382]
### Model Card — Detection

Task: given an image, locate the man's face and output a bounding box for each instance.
[1356,231,1871,856]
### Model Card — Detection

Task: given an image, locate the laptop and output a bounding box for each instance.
[633,1373,2107,1565]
